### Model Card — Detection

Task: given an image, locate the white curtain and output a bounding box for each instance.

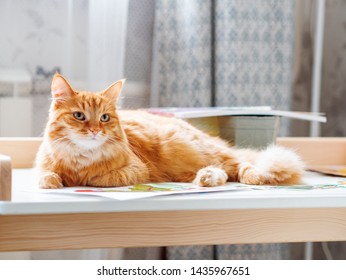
[87,0,129,90]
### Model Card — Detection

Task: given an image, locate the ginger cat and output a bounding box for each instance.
[36,74,304,189]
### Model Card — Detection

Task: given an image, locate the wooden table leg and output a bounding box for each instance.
[0,155,11,201]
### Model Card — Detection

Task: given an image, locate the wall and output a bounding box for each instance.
[0,0,88,80]
[0,0,89,136]
[292,0,346,137]
[320,0,346,136]
[0,0,150,136]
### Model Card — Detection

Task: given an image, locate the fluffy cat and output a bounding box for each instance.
[36,74,304,189]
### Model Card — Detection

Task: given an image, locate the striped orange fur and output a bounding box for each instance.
[36,74,304,188]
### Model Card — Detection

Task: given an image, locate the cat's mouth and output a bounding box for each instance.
[68,133,106,149]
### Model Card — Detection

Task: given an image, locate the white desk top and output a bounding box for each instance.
[0,169,345,215]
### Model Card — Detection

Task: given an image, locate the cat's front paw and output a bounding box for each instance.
[39,172,63,189]
[193,167,228,187]
[238,163,266,185]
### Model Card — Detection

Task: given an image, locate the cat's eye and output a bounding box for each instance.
[100,114,110,122]
[73,112,86,121]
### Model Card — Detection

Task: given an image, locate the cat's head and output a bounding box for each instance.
[47,73,126,150]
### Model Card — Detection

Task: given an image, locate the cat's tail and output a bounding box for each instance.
[234,145,305,185]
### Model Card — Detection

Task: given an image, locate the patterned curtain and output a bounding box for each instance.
[152,0,295,135]
[215,0,295,109]
[151,0,296,260]
[151,0,213,107]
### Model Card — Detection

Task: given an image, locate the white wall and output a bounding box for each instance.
[0,0,89,81]
[0,0,131,136]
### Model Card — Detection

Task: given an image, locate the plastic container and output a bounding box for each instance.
[186,117,220,137]
[218,116,280,149]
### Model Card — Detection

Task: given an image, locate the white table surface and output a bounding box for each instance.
[0,169,345,215]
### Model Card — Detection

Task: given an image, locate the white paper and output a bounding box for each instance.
[39,182,252,200]
[38,177,346,200]
[148,107,327,122]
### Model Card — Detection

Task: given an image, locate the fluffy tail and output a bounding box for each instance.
[235,145,305,185]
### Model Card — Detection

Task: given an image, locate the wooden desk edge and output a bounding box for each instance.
[0,137,40,169]
[277,137,346,166]
[1,208,346,252]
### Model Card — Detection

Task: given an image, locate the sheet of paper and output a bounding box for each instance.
[147,107,327,122]
[38,179,346,200]
[40,182,254,200]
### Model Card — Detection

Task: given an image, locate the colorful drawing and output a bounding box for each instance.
[73,182,346,194]
[130,184,174,192]
[73,183,199,193]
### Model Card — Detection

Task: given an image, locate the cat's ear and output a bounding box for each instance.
[51,73,75,103]
[100,79,126,103]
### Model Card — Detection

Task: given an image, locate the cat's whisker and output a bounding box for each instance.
[106,138,132,156]
[106,136,126,146]
[51,136,69,145]
[104,137,117,145]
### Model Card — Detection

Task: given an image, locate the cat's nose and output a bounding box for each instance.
[89,128,100,136]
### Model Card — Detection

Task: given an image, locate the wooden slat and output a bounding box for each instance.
[0,155,11,201]
[277,137,346,166]
[0,138,42,168]
[1,208,346,252]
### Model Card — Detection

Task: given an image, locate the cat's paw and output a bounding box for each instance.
[193,167,228,187]
[238,163,266,185]
[39,172,63,189]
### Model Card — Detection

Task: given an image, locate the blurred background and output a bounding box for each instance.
[0,0,345,260]
[0,0,345,139]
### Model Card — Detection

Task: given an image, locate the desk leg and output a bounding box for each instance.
[0,155,11,201]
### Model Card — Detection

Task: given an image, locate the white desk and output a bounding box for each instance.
[0,169,345,215]
[0,169,346,252]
